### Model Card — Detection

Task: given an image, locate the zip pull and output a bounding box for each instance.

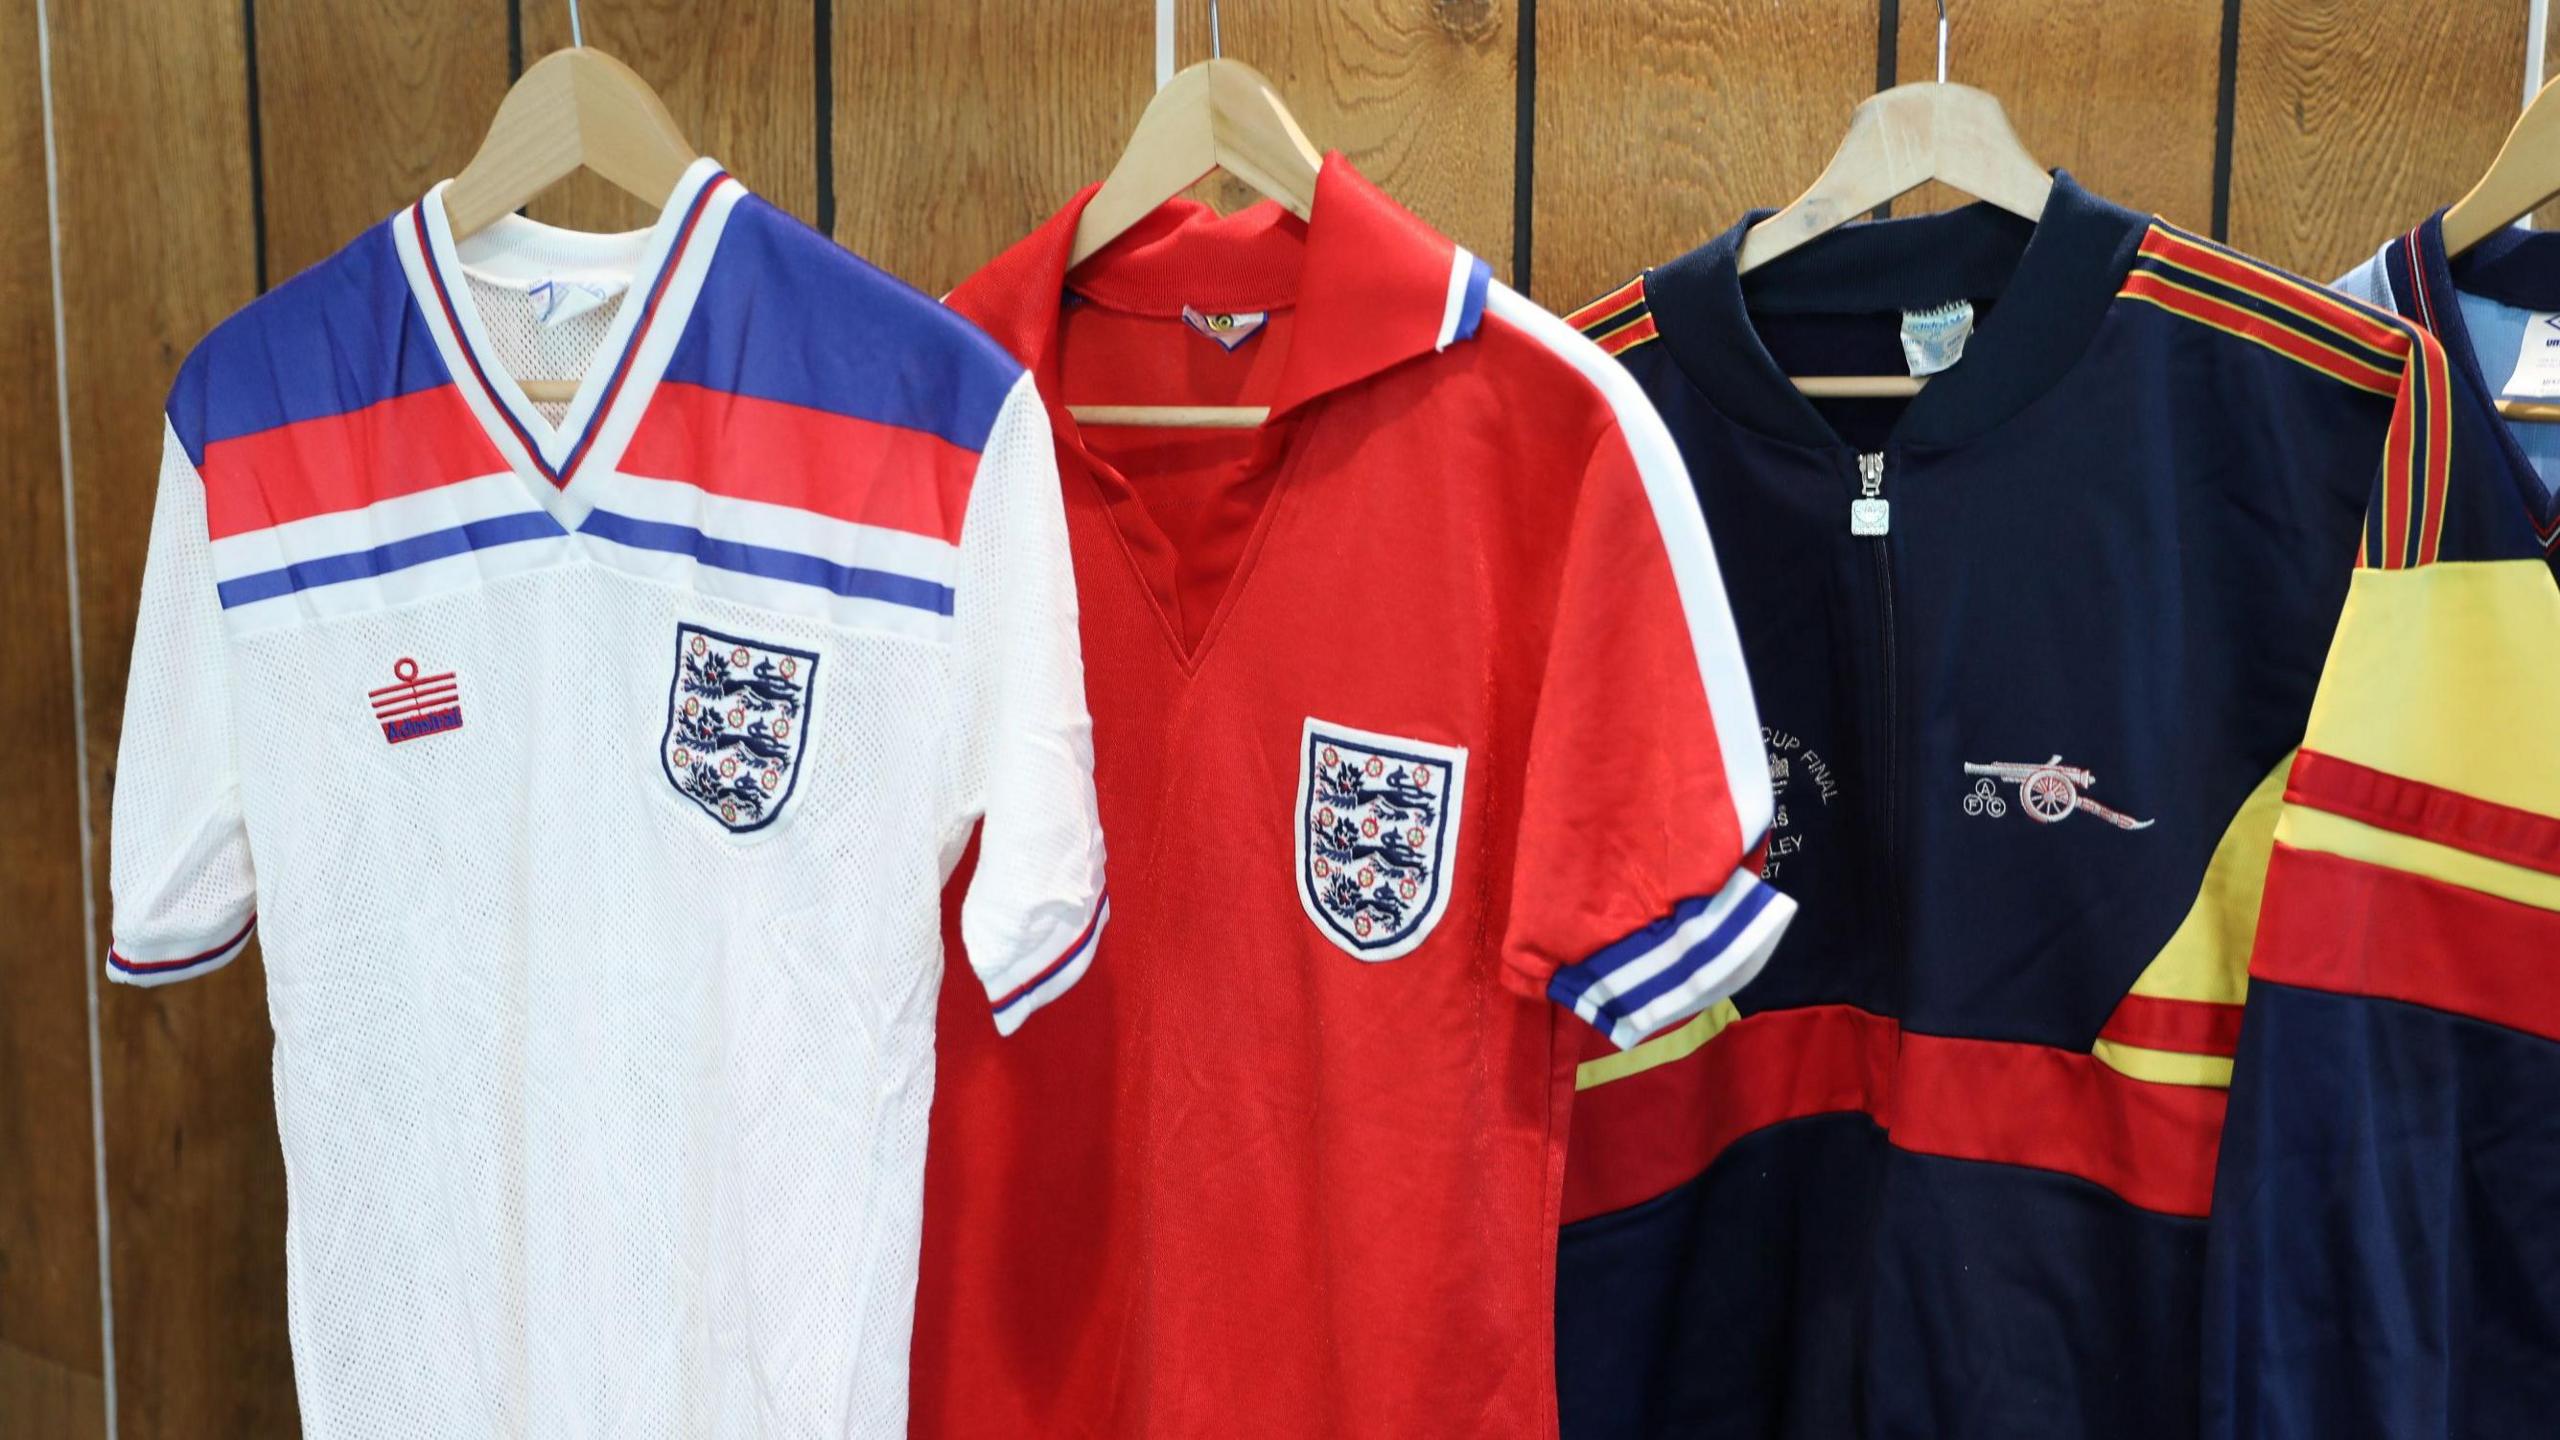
[1850,452,1891,537]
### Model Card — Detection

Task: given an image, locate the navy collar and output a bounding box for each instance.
[2390,211,2560,542]
[1641,172,2149,453]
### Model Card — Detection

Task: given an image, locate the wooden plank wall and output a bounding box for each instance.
[0,0,2538,1432]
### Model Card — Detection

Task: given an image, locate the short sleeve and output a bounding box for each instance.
[107,421,257,984]
[1501,415,1793,1049]
[944,372,1109,1035]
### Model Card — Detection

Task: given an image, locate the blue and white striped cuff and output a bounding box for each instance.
[1548,871,1795,1049]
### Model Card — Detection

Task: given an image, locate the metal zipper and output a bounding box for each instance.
[1851,451,1890,536]
[1854,450,1904,1016]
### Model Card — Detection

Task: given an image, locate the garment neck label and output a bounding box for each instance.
[529,278,625,329]
[1900,300,1975,378]
[2502,311,2560,397]
[1182,305,1268,351]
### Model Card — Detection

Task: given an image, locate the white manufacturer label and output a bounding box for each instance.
[1181,305,1268,351]
[529,278,625,328]
[2503,311,2560,397]
[1900,300,1975,378]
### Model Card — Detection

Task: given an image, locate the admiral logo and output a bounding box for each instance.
[369,658,462,745]
[662,624,818,834]
[1294,719,1467,961]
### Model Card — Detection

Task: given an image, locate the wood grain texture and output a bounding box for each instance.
[1178,0,1517,279]
[254,0,510,279]
[1532,0,1878,309]
[0,0,103,1429]
[1891,0,2222,227]
[2231,0,2529,279]
[833,0,1152,295]
[48,0,293,1432]
[524,0,818,231]
[0,1339,106,1440]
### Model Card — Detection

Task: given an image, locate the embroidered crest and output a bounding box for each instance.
[661,624,818,833]
[1960,755,2153,831]
[369,657,463,744]
[1294,719,1468,960]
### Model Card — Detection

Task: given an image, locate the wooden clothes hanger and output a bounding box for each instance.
[1063,3,1322,431]
[1737,0,2052,401]
[2442,72,2560,421]
[441,5,698,404]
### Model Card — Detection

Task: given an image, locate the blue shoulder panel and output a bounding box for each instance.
[165,218,452,467]
[660,194,1022,456]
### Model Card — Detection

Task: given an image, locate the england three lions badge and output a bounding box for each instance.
[1295,718,1468,960]
[662,624,817,833]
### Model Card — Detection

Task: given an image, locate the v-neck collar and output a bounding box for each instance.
[398,157,739,520]
[948,154,1491,671]
[2391,212,2560,549]
[1642,172,2147,454]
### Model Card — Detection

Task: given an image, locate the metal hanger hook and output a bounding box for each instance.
[568,0,584,49]
[1936,0,1949,84]
[1209,0,1222,60]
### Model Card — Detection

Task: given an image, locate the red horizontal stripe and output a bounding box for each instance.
[620,381,978,544]
[371,696,462,722]
[1895,1030,2225,1218]
[2096,993,2245,1056]
[1565,276,1646,331]
[2288,750,2560,878]
[2139,227,2410,357]
[2253,842,2560,1043]
[370,683,458,709]
[1596,313,1658,356]
[1565,1004,1896,1224]
[110,915,256,973]
[199,385,506,540]
[2121,272,2398,393]
[994,893,1107,1011]
[368,671,457,697]
[1564,1004,2227,1223]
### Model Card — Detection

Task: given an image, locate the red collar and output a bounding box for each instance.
[950,154,1486,418]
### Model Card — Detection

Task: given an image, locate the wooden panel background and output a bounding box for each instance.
[0,0,2538,1432]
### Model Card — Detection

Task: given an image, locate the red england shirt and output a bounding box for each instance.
[911,158,1789,1439]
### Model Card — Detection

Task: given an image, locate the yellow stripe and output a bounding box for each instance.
[2091,1039,2235,1089]
[2121,273,2401,394]
[1599,326,1661,359]
[1576,999,1739,1090]
[2121,756,2290,1008]
[2145,233,2410,363]
[2278,806,2560,914]
[2304,564,2560,820]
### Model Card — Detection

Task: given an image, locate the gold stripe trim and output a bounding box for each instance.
[1575,999,1740,1090]
[2092,1039,2235,1089]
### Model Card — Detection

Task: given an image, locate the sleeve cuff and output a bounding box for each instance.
[1548,872,1794,1049]
[108,913,256,987]
[981,891,1109,1036]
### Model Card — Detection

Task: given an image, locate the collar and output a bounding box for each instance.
[949,154,1491,419]
[1641,171,2147,451]
[2390,211,2560,539]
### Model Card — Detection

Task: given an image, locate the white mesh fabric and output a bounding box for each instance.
[108,424,257,973]
[463,272,625,427]
[217,558,989,1439]
[946,374,1109,1028]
